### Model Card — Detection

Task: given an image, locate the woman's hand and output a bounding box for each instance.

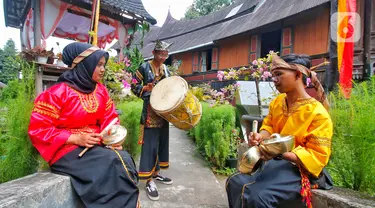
[248,132,263,147]
[67,133,102,148]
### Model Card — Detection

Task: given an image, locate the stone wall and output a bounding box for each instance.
[0,172,84,208]
[0,172,374,208]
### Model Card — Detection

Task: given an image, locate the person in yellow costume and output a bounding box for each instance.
[226,54,333,208]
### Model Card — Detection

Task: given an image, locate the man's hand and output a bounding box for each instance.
[259,145,275,161]
[248,132,263,146]
[282,152,300,164]
[144,83,154,92]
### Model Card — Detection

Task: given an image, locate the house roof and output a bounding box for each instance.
[3,0,156,28]
[112,0,330,59]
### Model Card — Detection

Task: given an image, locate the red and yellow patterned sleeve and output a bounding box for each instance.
[28,88,72,163]
[292,105,333,177]
[98,85,119,132]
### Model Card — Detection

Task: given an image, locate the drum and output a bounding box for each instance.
[150,76,202,130]
[102,124,127,146]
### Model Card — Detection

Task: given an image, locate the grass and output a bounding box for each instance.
[327,78,375,196]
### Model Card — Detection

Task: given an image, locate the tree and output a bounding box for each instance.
[0,39,19,84]
[183,0,234,20]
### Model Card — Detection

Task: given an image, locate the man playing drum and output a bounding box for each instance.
[131,40,173,201]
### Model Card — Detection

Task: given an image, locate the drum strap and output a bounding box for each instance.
[163,64,169,77]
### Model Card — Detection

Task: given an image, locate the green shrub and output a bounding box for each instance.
[0,80,21,101]
[327,78,375,195]
[0,61,39,183]
[189,102,236,170]
[116,99,143,158]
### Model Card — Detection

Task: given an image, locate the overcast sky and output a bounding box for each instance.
[0,0,193,52]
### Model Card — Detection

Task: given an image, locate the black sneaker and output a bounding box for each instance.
[145,180,159,201]
[153,173,173,185]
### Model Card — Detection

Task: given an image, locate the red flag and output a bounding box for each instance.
[337,0,357,98]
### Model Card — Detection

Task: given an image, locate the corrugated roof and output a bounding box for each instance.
[112,0,330,58]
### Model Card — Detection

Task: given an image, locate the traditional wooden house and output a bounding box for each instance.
[113,0,374,89]
[3,0,156,95]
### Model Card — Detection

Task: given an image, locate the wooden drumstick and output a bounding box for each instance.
[249,120,258,144]
[78,117,119,157]
[252,120,258,134]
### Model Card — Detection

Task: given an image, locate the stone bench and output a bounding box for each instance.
[0,172,374,208]
[312,188,375,208]
[0,172,84,208]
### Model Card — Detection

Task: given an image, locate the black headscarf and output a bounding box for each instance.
[57,42,109,94]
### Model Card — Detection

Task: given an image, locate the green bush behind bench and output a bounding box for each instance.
[188,102,236,170]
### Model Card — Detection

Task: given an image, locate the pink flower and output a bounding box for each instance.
[252,60,258,65]
[306,78,311,86]
[131,78,138,84]
[228,71,235,76]
[217,71,225,81]
[259,60,264,65]
[124,57,131,67]
[261,71,272,81]
[122,80,131,89]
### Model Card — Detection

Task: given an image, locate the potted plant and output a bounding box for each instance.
[226,128,241,169]
[21,46,54,64]
[56,52,64,66]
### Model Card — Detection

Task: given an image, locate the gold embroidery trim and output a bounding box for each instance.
[241,181,256,208]
[105,98,114,111]
[282,97,316,117]
[33,101,60,119]
[150,61,164,81]
[136,70,143,81]
[306,135,331,148]
[71,86,99,114]
[66,126,96,135]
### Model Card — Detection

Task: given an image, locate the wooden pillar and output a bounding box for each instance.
[33,0,43,95]
[20,27,26,51]
[363,0,373,79]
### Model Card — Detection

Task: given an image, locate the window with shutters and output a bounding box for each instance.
[281,27,294,56]
[193,48,217,72]
[249,35,259,63]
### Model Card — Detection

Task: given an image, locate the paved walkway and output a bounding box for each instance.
[137,126,229,208]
